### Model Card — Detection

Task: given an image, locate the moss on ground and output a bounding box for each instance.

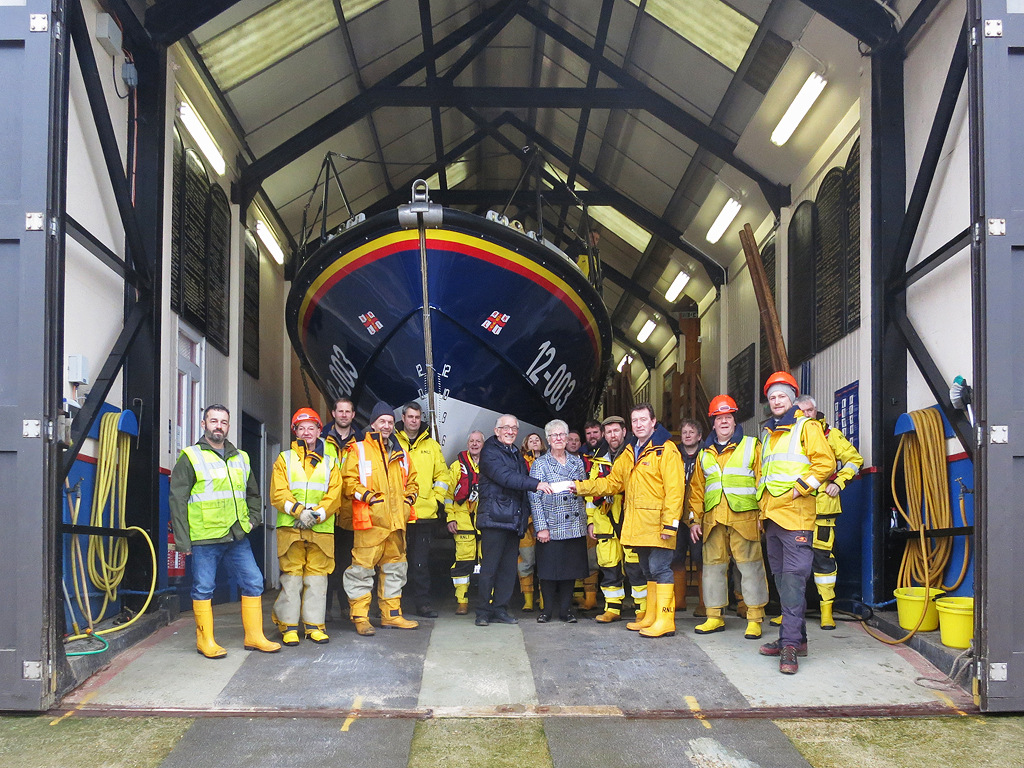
[0,715,193,768]
[409,718,553,768]
[777,715,1024,768]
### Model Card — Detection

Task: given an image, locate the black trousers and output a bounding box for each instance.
[476,528,520,620]
[405,519,435,606]
[540,579,576,620]
[327,527,354,612]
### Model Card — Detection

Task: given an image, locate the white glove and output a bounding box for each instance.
[298,508,317,529]
[312,508,327,524]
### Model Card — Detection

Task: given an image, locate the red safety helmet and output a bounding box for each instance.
[763,371,799,398]
[291,407,322,431]
[708,395,739,418]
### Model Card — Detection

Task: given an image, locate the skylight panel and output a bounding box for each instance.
[589,207,652,254]
[626,0,757,71]
[426,157,469,190]
[199,0,385,91]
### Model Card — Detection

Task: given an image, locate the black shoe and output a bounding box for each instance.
[560,612,578,623]
[537,613,551,623]
[491,611,519,625]
[414,605,439,618]
[474,616,489,627]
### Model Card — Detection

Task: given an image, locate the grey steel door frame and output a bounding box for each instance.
[0,0,67,710]
[970,0,1024,712]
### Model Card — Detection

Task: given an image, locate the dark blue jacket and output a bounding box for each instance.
[477,434,539,535]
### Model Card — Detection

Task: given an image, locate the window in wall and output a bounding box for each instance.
[176,324,204,456]
[242,230,261,379]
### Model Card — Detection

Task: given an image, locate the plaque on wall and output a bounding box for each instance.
[243,231,260,379]
[727,343,756,424]
[815,168,847,351]
[180,149,209,331]
[787,200,817,366]
[205,185,231,355]
[170,127,184,314]
[758,238,776,399]
[833,380,859,449]
[844,138,861,332]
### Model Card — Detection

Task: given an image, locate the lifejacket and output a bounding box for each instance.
[757,418,812,499]
[277,448,336,533]
[699,436,758,512]
[351,437,411,530]
[182,445,251,540]
[453,451,479,505]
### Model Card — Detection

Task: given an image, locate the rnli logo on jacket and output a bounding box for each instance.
[359,312,383,335]
[482,311,510,335]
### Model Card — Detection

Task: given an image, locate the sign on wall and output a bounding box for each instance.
[833,380,859,448]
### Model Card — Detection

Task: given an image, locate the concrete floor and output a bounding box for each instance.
[42,587,990,767]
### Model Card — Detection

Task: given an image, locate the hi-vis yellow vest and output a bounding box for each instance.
[277,450,337,533]
[182,445,252,540]
[699,436,758,512]
[757,418,811,498]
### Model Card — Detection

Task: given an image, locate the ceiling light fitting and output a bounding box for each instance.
[617,354,634,373]
[771,71,827,147]
[706,198,742,244]
[637,319,657,343]
[665,270,691,302]
[255,220,285,265]
[178,102,225,176]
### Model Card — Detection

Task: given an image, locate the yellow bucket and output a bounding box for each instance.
[935,597,974,649]
[893,587,945,631]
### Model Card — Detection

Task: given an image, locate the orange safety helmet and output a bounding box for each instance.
[291,407,323,431]
[763,371,799,397]
[708,394,739,418]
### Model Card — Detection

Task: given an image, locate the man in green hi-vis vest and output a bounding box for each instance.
[169,404,280,659]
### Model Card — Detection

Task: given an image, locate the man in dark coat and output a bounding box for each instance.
[475,413,552,626]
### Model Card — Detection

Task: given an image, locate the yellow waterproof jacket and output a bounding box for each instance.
[343,432,419,547]
[688,430,762,542]
[585,447,626,541]
[444,452,480,535]
[815,419,863,519]
[575,425,685,549]
[757,408,835,531]
[397,427,449,521]
[271,438,343,552]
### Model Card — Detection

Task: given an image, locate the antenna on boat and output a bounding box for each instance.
[398,180,444,441]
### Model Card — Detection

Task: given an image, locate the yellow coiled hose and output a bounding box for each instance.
[65,411,156,643]
[864,407,969,644]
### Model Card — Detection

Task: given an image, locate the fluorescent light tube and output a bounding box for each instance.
[255,220,285,265]
[617,354,634,373]
[637,320,657,343]
[179,102,226,176]
[771,72,827,147]
[665,271,691,302]
[706,198,742,244]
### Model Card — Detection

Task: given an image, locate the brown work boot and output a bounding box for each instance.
[455,601,469,615]
[349,594,376,635]
[595,609,622,623]
[779,645,799,674]
[380,597,419,629]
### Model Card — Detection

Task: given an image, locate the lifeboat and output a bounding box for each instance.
[286,182,613,458]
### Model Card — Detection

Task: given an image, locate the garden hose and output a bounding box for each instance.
[63,411,157,646]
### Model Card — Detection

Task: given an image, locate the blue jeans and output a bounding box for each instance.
[191,538,265,601]
[635,545,674,584]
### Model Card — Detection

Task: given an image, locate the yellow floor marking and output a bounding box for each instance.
[49,691,96,725]
[684,695,712,729]
[341,695,364,731]
[931,689,969,717]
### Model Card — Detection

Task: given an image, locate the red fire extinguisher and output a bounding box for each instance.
[167,527,186,583]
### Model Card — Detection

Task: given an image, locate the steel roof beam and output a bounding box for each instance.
[238,0,519,206]
[796,0,899,50]
[417,0,447,190]
[601,264,681,335]
[145,0,246,45]
[612,329,655,369]
[442,0,530,85]
[516,4,790,212]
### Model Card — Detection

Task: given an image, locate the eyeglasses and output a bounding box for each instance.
[497,425,519,432]
[548,433,567,439]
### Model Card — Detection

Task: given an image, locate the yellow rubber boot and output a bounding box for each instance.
[582,573,599,610]
[770,615,783,626]
[573,579,585,606]
[744,620,762,639]
[349,594,376,636]
[380,597,419,629]
[193,599,227,658]
[241,596,281,652]
[627,582,658,631]
[281,627,300,646]
[695,608,726,635]
[640,583,677,638]
[520,575,535,612]
[305,624,330,643]
[820,600,836,630]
